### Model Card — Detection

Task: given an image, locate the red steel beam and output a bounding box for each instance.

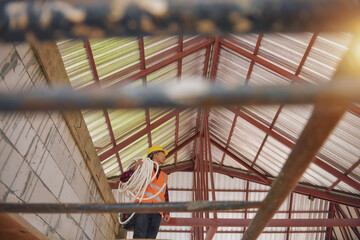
[102,38,214,89]
[211,165,360,208]
[162,217,360,227]
[166,132,199,160]
[138,36,152,148]
[220,37,360,118]
[205,227,217,240]
[210,139,270,184]
[107,162,360,207]
[164,161,360,207]
[243,180,250,234]
[243,96,350,239]
[205,112,217,219]
[99,110,182,161]
[334,205,351,240]
[84,40,124,173]
[243,34,265,169]
[163,161,195,175]
[335,204,360,239]
[209,36,221,81]
[219,115,237,168]
[174,35,183,166]
[81,36,212,91]
[251,33,317,169]
[230,107,360,193]
[327,158,360,192]
[212,165,265,185]
[286,193,294,240]
[192,40,213,163]
[245,34,263,83]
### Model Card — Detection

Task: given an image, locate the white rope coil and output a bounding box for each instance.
[117,157,166,224]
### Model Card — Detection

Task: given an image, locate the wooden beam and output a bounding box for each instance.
[0,213,47,240]
[29,41,119,231]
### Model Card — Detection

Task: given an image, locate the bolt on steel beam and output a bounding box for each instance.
[0,201,261,214]
[1,0,360,41]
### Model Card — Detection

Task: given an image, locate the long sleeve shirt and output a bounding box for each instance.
[120,167,169,217]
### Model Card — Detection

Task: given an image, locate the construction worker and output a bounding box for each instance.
[120,145,170,239]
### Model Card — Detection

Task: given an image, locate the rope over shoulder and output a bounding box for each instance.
[117,157,167,224]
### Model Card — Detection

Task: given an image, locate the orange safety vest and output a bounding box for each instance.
[135,169,168,215]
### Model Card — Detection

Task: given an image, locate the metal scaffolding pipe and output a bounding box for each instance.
[1,82,360,111]
[0,201,261,214]
[161,217,360,227]
[1,0,360,41]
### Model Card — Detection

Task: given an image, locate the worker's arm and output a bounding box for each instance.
[119,159,143,182]
[119,168,135,182]
[163,186,170,222]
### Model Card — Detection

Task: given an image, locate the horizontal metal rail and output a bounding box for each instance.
[1,81,360,111]
[1,0,360,41]
[0,201,261,213]
[161,217,360,227]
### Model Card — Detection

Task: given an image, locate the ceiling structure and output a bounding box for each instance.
[57,33,360,239]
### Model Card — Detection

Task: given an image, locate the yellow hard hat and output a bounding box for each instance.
[147,145,168,157]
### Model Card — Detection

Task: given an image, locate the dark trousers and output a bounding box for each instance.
[133,213,162,239]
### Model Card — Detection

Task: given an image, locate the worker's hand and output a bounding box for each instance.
[135,159,143,170]
[163,214,170,223]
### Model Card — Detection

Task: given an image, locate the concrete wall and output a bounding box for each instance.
[0,43,117,240]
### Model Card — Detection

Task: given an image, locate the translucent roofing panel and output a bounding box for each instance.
[119,134,148,171]
[57,40,94,90]
[144,36,179,65]
[90,38,140,87]
[209,144,224,166]
[227,115,267,165]
[181,48,207,78]
[259,33,314,74]
[109,109,146,142]
[220,154,248,171]
[209,107,234,147]
[179,109,198,141]
[242,105,280,126]
[273,105,313,141]
[248,63,290,86]
[319,112,360,172]
[151,117,175,151]
[102,155,118,177]
[256,136,292,177]
[229,33,260,53]
[182,35,210,51]
[149,109,173,124]
[146,62,178,85]
[301,162,337,188]
[171,143,193,166]
[82,110,110,149]
[335,181,360,195]
[298,33,352,84]
[216,46,251,86]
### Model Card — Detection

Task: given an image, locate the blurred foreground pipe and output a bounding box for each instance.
[1,0,360,41]
[0,201,261,213]
[0,82,360,111]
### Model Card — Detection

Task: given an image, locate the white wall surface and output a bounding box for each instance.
[0,43,116,240]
